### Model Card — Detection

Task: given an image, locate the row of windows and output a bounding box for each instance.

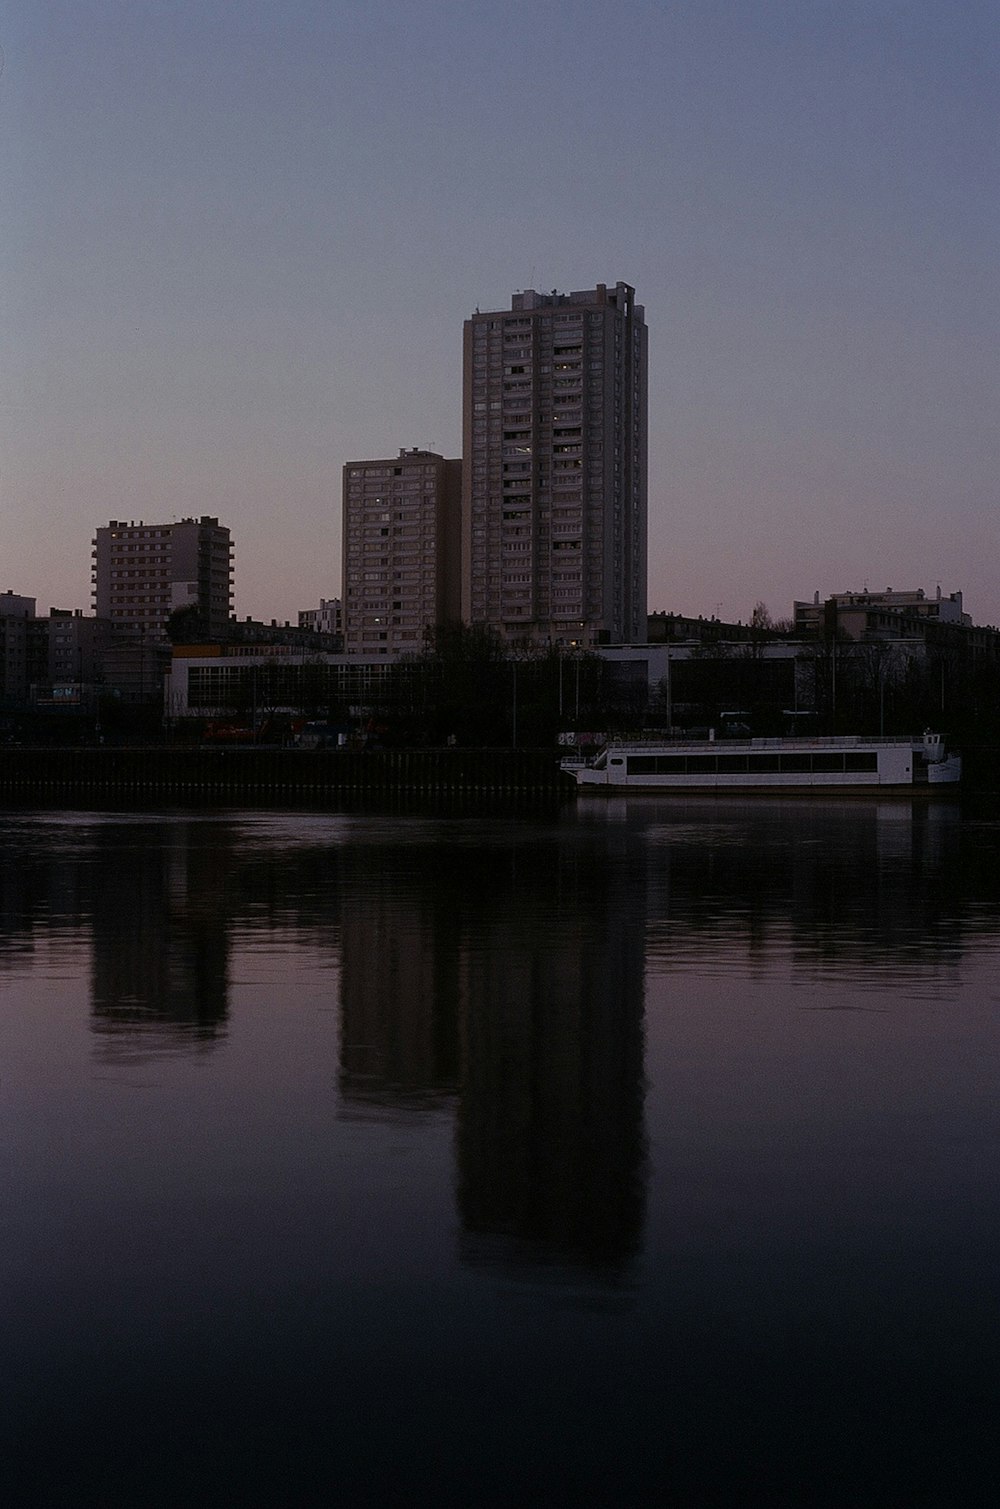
[347,466,437,478]
[476,316,609,344]
[105,528,171,540]
[623,752,880,776]
[347,484,431,498]
[474,315,581,337]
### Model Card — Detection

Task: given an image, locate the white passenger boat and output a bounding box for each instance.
[563,731,961,794]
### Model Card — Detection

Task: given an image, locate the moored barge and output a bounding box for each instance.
[563,731,961,794]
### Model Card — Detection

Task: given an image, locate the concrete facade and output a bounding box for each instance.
[298,598,343,637]
[462,281,647,647]
[342,450,461,658]
[92,516,234,641]
[28,610,113,695]
[0,595,35,703]
[0,592,36,620]
[794,588,970,637]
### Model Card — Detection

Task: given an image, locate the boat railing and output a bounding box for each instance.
[601,734,924,752]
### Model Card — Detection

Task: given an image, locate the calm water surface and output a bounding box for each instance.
[1,799,998,1506]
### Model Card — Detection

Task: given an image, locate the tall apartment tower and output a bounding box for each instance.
[91,516,234,641]
[342,449,462,656]
[462,281,647,646]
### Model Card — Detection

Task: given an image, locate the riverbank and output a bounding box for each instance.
[0,745,569,800]
[2,743,998,804]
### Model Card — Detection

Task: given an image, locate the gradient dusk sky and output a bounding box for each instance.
[1,1,996,627]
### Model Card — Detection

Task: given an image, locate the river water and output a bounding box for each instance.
[2,798,998,1506]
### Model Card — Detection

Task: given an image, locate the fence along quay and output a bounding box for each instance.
[0,747,568,800]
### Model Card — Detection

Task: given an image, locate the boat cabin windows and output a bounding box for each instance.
[623,750,880,777]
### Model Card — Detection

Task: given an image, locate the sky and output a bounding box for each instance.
[1,0,997,627]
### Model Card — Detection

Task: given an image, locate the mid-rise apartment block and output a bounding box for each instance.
[298,598,343,638]
[92,516,234,641]
[794,588,971,636]
[463,281,647,646]
[342,450,461,656]
[0,593,35,704]
[28,609,112,691]
[1,597,117,707]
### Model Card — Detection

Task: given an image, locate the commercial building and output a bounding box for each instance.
[163,644,402,720]
[462,280,647,646]
[342,449,461,657]
[91,516,234,641]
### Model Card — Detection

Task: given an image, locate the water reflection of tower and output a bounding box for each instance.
[338,842,460,1116]
[455,837,648,1276]
[90,820,230,1062]
[335,828,648,1274]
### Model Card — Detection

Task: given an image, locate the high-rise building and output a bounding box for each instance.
[462,281,647,646]
[91,516,234,641]
[342,449,462,657]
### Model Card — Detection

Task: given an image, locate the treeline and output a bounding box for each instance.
[7,621,998,752]
[358,626,637,747]
[661,629,998,744]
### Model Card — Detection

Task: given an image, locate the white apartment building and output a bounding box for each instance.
[298,598,343,637]
[462,281,647,646]
[342,450,461,657]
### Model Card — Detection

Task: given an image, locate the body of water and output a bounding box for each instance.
[2,799,998,1505]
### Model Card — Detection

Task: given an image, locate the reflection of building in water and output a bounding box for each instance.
[0,823,91,974]
[454,840,647,1275]
[335,832,648,1275]
[338,846,460,1116]
[90,821,230,1061]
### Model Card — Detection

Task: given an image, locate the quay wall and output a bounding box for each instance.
[0,746,569,800]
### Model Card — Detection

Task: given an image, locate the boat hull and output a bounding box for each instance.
[574,779,959,797]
